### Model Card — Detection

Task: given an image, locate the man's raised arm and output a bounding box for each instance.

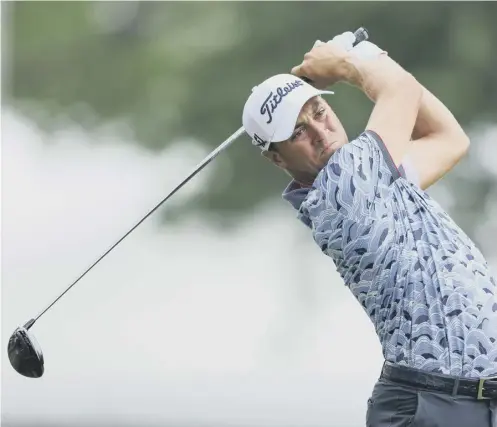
[292,34,470,190]
[291,43,423,168]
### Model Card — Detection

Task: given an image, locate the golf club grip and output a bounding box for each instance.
[301,27,369,84]
[353,27,369,45]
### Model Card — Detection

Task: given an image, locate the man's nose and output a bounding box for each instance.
[310,121,329,146]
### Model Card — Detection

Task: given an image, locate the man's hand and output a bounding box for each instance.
[293,33,387,89]
[314,32,387,60]
[291,41,353,89]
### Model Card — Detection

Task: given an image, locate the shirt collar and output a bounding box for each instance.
[282,180,312,210]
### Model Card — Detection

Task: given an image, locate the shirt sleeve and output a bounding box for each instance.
[301,130,403,222]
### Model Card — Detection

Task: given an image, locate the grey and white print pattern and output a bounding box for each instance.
[283,131,497,378]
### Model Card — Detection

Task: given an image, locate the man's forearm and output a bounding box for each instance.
[342,54,469,188]
[338,54,422,166]
[405,85,470,189]
[411,85,465,140]
[346,57,464,142]
[340,54,412,103]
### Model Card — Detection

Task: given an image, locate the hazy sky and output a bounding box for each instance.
[2,108,387,427]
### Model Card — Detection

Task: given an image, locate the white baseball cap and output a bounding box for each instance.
[242,73,334,151]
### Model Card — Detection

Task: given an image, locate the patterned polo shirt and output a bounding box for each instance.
[283,130,497,378]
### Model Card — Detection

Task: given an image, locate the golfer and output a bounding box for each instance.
[242,32,497,426]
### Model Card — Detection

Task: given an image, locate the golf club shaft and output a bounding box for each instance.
[28,26,369,329]
[31,126,246,327]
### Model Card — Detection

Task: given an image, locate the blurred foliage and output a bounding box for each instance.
[2,1,497,240]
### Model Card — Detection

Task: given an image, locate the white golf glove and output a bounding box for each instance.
[313,31,387,60]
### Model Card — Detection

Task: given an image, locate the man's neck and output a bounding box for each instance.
[290,173,316,188]
[295,181,313,189]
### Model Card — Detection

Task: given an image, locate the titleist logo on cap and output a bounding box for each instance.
[260,80,304,124]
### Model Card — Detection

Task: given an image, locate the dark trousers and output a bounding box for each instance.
[366,377,497,427]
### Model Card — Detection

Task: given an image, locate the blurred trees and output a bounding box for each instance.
[2,2,497,244]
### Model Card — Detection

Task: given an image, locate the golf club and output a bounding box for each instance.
[8,27,368,378]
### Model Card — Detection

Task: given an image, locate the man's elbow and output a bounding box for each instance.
[437,129,470,169]
[455,131,470,158]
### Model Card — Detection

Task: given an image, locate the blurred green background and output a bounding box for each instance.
[3,1,496,240]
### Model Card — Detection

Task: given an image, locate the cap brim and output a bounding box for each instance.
[270,89,334,143]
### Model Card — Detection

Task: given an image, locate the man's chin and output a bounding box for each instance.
[318,143,340,166]
[317,152,333,170]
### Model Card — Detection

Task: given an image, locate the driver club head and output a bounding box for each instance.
[8,323,44,378]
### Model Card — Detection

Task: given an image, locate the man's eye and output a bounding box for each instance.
[315,108,326,118]
[291,127,305,140]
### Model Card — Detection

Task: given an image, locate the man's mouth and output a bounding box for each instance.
[320,141,337,156]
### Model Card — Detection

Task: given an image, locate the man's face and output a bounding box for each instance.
[263,96,348,184]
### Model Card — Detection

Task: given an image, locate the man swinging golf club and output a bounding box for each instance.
[6,26,496,426]
[242,32,497,426]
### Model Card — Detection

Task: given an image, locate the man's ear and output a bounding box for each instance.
[261,149,286,170]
